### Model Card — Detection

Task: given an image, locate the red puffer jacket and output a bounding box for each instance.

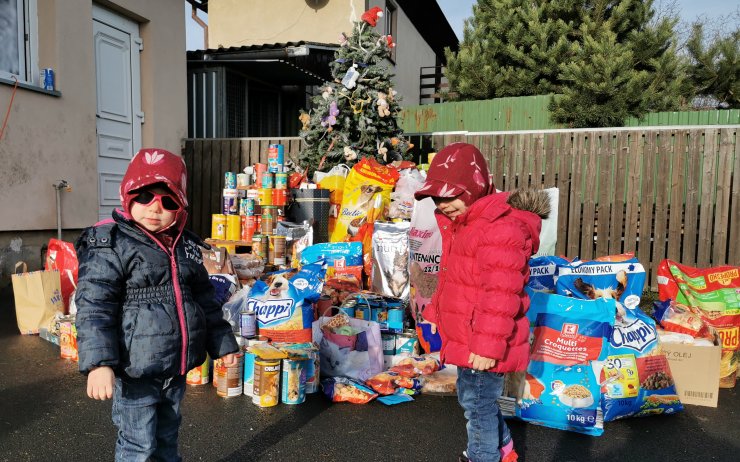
[423,190,549,373]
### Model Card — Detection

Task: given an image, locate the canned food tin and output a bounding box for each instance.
[281,358,307,405]
[381,333,396,355]
[216,353,244,398]
[267,144,284,173]
[254,163,268,187]
[258,188,273,206]
[274,172,288,189]
[243,350,256,396]
[239,198,255,216]
[186,355,210,385]
[261,172,274,189]
[211,214,226,240]
[261,206,276,235]
[252,234,266,262]
[225,214,241,241]
[223,189,239,215]
[304,350,320,394]
[224,172,237,189]
[271,235,286,266]
[355,306,371,320]
[237,173,249,188]
[240,310,257,337]
[395,331,419,355]
[253,358,281,407]
[241,215,256,242]
[338,306,355,318]
[272,188,288,206]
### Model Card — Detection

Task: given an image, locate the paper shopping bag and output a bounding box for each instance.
[11,262,65,335]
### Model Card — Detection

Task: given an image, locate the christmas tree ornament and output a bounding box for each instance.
[376,92,390,117]
[339,32,349,47]
[322,86,334,100]
[299,112,311,131]
[343,146,358,162]
[385,35,395,49]
[321,101,339,127]
[341,64,360,89]
[361,6,383,27]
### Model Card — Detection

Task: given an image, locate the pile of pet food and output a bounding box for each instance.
[183,152,456,407]
[502,252,739,437]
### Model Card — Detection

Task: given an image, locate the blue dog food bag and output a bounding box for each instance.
[601,306,683,421]
[528,256,570,292]
[248,263,325,343]
[518,293,614,436]
[556,257,646,308]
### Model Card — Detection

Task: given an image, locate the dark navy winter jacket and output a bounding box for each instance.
[74,211,238,379]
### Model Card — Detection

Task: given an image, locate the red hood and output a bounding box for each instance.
[119,148,189,235]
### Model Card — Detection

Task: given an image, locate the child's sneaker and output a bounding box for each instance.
[458,451,470,462]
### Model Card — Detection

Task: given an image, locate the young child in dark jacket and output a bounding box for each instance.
[415,143,550,462]
[75,148,239,462]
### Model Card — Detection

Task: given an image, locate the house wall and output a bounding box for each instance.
[207,0,365,47]
[368,1,435,106]
[0,0,187,287]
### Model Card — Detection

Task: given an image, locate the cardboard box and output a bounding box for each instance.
[662,341,721,407]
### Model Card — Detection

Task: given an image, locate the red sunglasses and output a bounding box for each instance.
[132,190,180,211]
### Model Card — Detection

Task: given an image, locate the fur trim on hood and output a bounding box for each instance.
[506,189,551,219]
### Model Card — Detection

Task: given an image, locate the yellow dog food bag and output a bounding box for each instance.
[330,157,399,243]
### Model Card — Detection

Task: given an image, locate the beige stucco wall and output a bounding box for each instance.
[0,0,186,285]
[208,0,365,47]
[0,0,187,233]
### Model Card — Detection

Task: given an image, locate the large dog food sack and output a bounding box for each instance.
[602,305,683,421]
[330,157,398,243]
[409,197,442,353]
[556,255,646,312]
[518,292,614,436]
[657,259,740,388]
[248,263,326,343]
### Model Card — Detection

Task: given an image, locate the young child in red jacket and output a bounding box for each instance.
[415,143,550,462]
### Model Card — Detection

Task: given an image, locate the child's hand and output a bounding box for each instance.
[220,353,238,368]
[87,366,115,400]
[468,353,496,371]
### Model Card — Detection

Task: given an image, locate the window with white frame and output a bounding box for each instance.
[0,0,37,83]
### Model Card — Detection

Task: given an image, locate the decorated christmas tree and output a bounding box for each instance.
[298,7,412,172]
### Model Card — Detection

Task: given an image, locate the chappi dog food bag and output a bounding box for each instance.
[518,292,614,436]
[601,305,683,421]
[248,263,326,343]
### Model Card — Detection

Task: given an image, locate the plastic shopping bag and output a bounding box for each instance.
[313,312,383,381]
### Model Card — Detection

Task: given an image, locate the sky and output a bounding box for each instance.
[185,0,740,50]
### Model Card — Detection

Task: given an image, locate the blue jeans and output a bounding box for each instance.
[111,375,186,462]
[457,368,511,462]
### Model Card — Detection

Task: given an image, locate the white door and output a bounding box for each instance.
[93,5,142,221]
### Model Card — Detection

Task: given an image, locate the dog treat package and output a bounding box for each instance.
[248,263,326,343]
[518,292,614,436]
[409,197,443,353]
[388,168,425,220]
[602,304,683,421]
[528,255,570,293]
[321,376,378,404]
[555,255,646,310]
[657,259,740,388]
[365,371,423,395]
[371,221,411,300]
[276,221,313,268]
[300,242,363,282]
[330,157,399,243]
[652,299,713,340]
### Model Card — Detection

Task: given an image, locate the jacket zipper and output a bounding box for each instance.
[137,226,188,375]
